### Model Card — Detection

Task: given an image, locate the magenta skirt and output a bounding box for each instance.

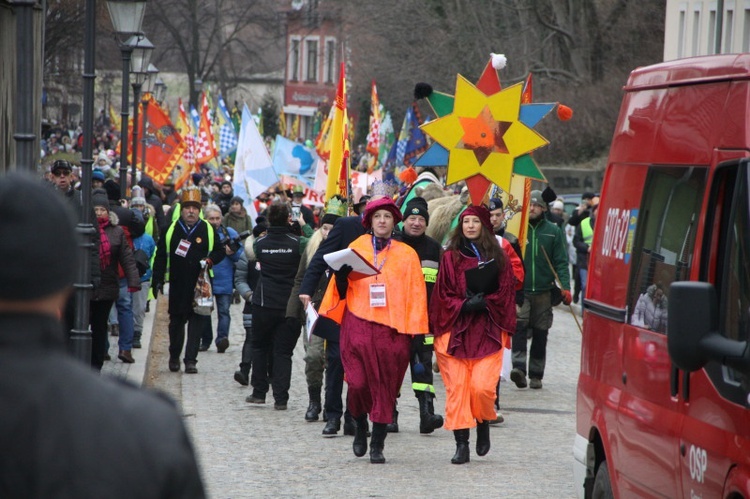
[340,310,411,423]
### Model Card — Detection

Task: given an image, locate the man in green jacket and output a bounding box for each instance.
[510,190,571,390]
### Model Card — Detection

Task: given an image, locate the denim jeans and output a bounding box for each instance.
[116,279,135,351]
[214,294,232,343]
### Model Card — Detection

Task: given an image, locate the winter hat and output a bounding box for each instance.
[191,173,203,185]
[362,197,402,230]
[0,174,78,300]
[529,190,547,210]
[130,196,146,207]
[460,205,493,232]
[550,199,564,211]
[103,179,121,202]
[230,196,244,206]
[50,159,73,175]
[488,197,503,212]
[92,169,105,182]
[404,197,430,226]
[92,188,110,210]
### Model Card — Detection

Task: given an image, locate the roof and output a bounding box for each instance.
[625,54,750,91]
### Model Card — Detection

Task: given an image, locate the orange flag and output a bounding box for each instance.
[194,92,217,164]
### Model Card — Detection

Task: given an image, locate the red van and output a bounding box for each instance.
[574,54,750,498]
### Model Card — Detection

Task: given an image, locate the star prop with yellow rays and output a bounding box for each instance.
[416,57,561,205]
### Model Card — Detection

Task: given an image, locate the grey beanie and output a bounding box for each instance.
[0,174,78,300]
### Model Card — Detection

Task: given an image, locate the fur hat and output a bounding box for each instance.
[180,186,202,208]
[0,174,78,300]
[404,197,429,225]
[460,205,493,232]
[363,197,402,230]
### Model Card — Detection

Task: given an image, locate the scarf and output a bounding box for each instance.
[97,216,112,270]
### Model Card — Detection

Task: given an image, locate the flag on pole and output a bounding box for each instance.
[393,103,428,168]
[194,92,217,164]
[315,105,334,160]
[326,62,349,201]
[109,103,121,131]
[233,104,279,220]
[365,80,381,160]
[377,110,395,169]
[290,114,300,141]
[174,98,198,190]
[128,94,186,185]
[279,108,287,138]
[189,105,201,133]
[217,94,238,157]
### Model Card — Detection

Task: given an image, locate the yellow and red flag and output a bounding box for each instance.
[127,94,186,185]
[174,98,198,190]
[279,108,287,138]
[194,92,217,164]
[290,113,300,141]
[315,105,334,160]
[366,80,381,159]
[326,62,349,201]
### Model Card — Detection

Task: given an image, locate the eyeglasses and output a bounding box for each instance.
[52,170,70,177]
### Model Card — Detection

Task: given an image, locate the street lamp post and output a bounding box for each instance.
[11,0,37,171]
[107,0,148,198]
[128,53,154,190]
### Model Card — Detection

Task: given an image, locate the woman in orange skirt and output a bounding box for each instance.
[430,204,517,464]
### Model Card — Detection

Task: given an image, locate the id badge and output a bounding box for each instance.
[176,239,191,257]
[369,283,386,308]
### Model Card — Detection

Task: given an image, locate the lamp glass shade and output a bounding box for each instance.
[106,0,147,35]
[128,35,154,75]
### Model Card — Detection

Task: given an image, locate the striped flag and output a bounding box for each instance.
[217,94,238,157]
[174,98,197,190]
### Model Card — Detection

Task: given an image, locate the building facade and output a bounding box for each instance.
[665,0,750,60]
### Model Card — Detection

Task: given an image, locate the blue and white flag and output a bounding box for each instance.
[217,95,238,157]
[233,104,279,220]
[271,135,318,187]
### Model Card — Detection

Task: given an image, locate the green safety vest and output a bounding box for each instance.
[581,217,594,245]
[163,219,214,281]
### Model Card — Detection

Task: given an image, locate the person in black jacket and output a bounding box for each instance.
[246,203,302,409]
[0,173,205,499]
[151,187,225,374]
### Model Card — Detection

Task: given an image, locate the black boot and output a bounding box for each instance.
[369,422,387,464]
[304,386,322,422]
[476,421,491,456]
[385,406,399,433]
[352,415,368,457]
[417,392,444,434]
[451,429,470,464]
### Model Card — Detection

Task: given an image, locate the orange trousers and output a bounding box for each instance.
[434,333,504,430]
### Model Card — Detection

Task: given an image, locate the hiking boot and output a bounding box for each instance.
[245,395,266,404]
[234,370,249,386]
[168,359,180,372]
[529,378,543,389]
[184,361,198,374]
[322,418,340,437]
[510,368,528,389]
[216,337,229,353]
[118,350,135,364]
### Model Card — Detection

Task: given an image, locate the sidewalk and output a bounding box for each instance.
[100,301,156,386]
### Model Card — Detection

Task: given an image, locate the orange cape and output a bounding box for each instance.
[319,235,428,335]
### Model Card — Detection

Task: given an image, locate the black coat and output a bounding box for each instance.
[252,226,301,310]
[0,314,205,498]
[152,218,225,315]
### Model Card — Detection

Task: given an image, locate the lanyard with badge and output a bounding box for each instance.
[175,220,198,258]
[370,236,390,307]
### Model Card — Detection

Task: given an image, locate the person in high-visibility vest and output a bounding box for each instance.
[151,187,226,374]
[572,201,598,308]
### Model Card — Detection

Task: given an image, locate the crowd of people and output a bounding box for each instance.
[2,156,604,497]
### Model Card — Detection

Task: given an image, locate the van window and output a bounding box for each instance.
[628,167,707,332]
[708,162,750,399]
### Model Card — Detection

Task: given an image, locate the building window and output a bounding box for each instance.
[724,9,734,52]
[692,9,701,56]
[305,39,319,82]
[708,10,717,54]
[289,38,300,82]
[325,39,336,84]
[678,9,687,58]
[743,9,750,51]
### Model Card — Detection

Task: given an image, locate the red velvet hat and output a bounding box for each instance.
[460,204,493,232]
[362,197,403,230]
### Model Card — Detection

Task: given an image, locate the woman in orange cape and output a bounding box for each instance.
[429,205,516,464]
[319,197,428,464]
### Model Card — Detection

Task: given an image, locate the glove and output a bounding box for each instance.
[461,292,486,313]
[335,264,353,299]
[152,282,163,298]
[128,285,141,293]
[562,289,573,306]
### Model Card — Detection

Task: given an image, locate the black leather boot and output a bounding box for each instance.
[451,429,470,464]
[385,405,399,433]
[304,386,322,422]
[417,392,444,434]
[352,414,368,457]
[369,422,387,463]
[476,421,491,456]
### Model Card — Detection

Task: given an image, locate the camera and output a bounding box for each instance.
[227,230,251,252]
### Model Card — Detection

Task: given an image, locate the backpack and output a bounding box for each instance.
[133,249,149,277]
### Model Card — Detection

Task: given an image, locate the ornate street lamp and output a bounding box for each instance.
[154,77,167,105]
[139,64,159,182]
[128,46,154,190]
[107,0,148,198]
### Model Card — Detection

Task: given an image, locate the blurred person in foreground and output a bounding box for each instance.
[0,173,205,498]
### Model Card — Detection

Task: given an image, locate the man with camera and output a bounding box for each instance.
[202,205,246,353]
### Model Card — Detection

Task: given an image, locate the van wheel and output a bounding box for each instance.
[592,460,614,499]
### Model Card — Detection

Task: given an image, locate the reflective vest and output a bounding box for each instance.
[163,219,214,281]
[581,217,594,246]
